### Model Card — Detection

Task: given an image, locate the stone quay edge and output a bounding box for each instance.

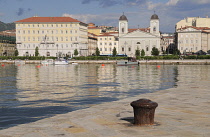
[0,59,210,65]
[0,77,209,137]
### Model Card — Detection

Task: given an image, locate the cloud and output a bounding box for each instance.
[16,8,32,16]
[81,0,122,7]
[77,0,210,32]
[166,0,179,6]
[124,0,147,6]
[16,8,24,16]
[63,13,119,26]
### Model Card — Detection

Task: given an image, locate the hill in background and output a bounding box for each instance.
[0,21,15,31]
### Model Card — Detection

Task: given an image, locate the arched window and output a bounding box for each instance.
[137,42,140,44]
[146,46,149,51]
[47,52,50,56]
[153,27,156,32]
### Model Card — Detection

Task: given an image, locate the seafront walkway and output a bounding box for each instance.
[0,76,209,136]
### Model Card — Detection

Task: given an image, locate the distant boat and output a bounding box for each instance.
[116,57,139,66]
[71,62,78,65]
[15,60,25,65]
[117,61,139,66]
[54,58,68,65]
[41,59,54,65]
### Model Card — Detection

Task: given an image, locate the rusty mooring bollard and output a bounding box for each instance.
[130,99,158,126]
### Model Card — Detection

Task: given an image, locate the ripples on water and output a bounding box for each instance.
[0,64,210,129]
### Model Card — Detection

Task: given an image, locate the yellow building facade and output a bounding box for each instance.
[176,17,210,30]
[88,23,102,36]
[15,16,88,57]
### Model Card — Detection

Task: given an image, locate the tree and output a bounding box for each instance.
[135,47,140,57]
[74,49,79,56]
[14,49,19,56]
[35,47,39,56]
[141,49,145,57]
[112,47,117,56]
[95,47,100,56]
[151,47,159,56]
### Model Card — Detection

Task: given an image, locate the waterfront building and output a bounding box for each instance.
[160,33,175,54]
[97,33,119,56]
[15,16,88,57]
[0,30,16,56]
[88,32,97,56]
[118,13,161,56]
[176,26,210,54]
[88,23,102,35]
[176,16,210,31]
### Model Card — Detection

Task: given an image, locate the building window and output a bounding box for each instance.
[128,47,131,51]
[146,47,149,51]
[122,47,124,52]
[122,28,124,33]
[153,27,156,32]
[100,43,102,45]
[100,48,102,51]
[105,48,107,51]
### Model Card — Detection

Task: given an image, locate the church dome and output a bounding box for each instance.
[119,14,128,21]
[151,14,159,20]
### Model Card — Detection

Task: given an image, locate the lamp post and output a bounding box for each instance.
[124,41,127,56]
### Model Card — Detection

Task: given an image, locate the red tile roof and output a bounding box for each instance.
[177,26,210,31]
[88,26,101,29]
[15,17,81,23]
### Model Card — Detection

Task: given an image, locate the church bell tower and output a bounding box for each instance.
[119,13,128,36]
[150,13,160,36]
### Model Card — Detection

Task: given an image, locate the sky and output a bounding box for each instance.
[1,0,210,32]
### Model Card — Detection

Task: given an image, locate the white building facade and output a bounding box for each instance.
[97,33,118,55]
[118,14,161,56]
[177,26,210,54]
[15,16,88,57]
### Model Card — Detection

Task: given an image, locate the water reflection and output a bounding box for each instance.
[0,64,210,129]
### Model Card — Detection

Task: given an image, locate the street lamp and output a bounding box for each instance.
[124,41,127,56]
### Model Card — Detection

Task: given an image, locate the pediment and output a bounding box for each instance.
[120,30,159,38]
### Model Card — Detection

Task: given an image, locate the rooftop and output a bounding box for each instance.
[15,16,81,23]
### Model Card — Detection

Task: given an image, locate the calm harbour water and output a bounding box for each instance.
[0,64,210,129]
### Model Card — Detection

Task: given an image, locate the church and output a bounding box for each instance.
[118,13,161,56]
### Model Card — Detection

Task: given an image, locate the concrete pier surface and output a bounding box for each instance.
[1,77,210,136]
